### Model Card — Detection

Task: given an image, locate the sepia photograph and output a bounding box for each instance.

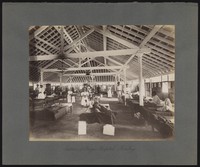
[3,2,197,165]
[29,25,175,141]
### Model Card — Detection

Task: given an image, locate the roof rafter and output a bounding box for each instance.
[43,65,125,72]
[29,26,49,41]
[34,36,60,51]
[64,28,94,51]
[29,48,139,61]
[93,26,139,49]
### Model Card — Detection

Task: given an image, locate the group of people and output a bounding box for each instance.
[66,87,76,103]
[115,82,173,112]
[81,85,94,107]
[116,82,132,103]
[33,84,76,103]
[34,84,45,99]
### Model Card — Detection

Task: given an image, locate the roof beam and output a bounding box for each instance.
[64,28,94,51]
[29,64,42,70]
[106,56,124,66]
[86,46,118,72]
[63,28,81,53]
[109,26,174,53]
[159,28,175,38]
[144,53,175,67]
[93,27,139,49]
[114,25,175,50]
[117,25,162,77]
[66,58,79,66]
[147,40,175,53]
[127,26,162,66]
[103,25,107,65]
[31,43,53,55]
[118,69,139,79]
[131,60,161,76]
[34,36,60,51]
[29,55,58,61]
[58,59,72,67]
[132,25,175,45]
[66,48,138,58]
[29,26,48,41]
[42,60,58,69]
[63,72,117,77]
[142,59,169,74]
[140,25,163,47]
[29,48,138,61]
[153,34,175,47]
[34,61,49,69]
[121,25,159,69]
[54,26,80,53]
[80,58,93,67]
[150,70,175,78]
[143,55,173,69]
[146,43,175,58]
[118,47,151,73]
[43,65,125,72]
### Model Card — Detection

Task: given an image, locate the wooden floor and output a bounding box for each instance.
[29,97,172,141]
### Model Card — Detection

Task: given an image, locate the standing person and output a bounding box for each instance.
[71,87,76,103]
[122,84,131,102]
[71,86,74,93]
[67,87,73,103]
[38,85,45,99]
[34,84,40,98]
[116,82,122,103]
[107,85,112,98]
[81,87,90,107]
[97,85,101,95]
[125,84,131,99]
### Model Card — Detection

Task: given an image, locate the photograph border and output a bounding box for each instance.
[2,2,198,165]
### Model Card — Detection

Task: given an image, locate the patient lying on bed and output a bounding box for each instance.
[161,97,173,112]
[145,92,173,112]
[79,97,117,124]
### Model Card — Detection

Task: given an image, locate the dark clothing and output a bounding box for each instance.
[79,102,117,124]
[97,86,101,94]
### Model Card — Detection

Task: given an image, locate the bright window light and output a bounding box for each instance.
[162,82,168,93]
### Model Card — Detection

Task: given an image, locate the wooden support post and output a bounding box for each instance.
[124,68,127,106]
[114,75,117,91]
[40,70,44,85]
[103,25,107,65]
[150,78,152,97]
[138,53,144,106]
[59,73,62,87]
[144,79,147,97]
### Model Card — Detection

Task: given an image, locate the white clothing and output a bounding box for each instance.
[152,95,161,105]
[162,98,173,111]
[123,87,131,99]
[37,93,45,99]
[117,85,122,91]
[107,87,112,98]
[67,90,73,103]
[81,91,90,106]
[72,96,75,103]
